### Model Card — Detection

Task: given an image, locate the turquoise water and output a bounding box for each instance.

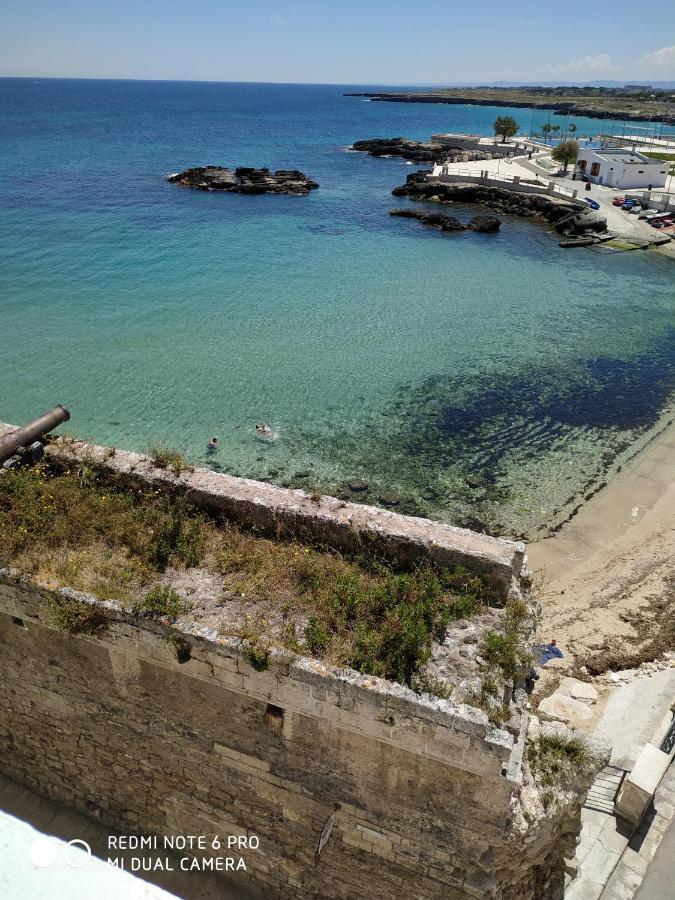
[1,79,674,538]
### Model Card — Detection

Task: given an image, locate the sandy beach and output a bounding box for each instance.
[528,412,675,670]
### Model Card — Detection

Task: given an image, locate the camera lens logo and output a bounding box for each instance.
[29,838,92,868]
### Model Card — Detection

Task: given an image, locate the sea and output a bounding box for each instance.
[1,78,674,538]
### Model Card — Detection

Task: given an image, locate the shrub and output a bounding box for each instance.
[248,644,270,672]
[305,616,331,655]
[300,566,451,685]
[149,498,204,572]
[47,596,108,634]
[412,673,453,700]
[480,598,532,682]
[464,675,510,726]
[134,585,183,620]
[531,731,592,786]
[147,444,191,474]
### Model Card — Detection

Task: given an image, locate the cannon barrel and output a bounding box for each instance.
[0,405,70,464]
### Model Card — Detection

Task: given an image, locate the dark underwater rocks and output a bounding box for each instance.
[389,208,501,234]
[168,166,319,195]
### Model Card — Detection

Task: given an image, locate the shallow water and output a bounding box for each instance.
[1,79,674,537]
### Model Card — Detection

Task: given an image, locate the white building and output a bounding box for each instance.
[575,147,668,190]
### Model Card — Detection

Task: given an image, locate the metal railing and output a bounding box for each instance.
[429,169,580,202]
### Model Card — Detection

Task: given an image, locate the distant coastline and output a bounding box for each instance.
[345,90,675,126]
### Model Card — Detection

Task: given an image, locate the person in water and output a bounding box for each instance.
[207,436,218,452]
[256,422,273,435]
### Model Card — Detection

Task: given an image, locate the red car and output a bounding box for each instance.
[612,198,626,207]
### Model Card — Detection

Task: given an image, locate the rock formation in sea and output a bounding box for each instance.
[389,208,501,234]
[350,137,493,164]
[393,172,607,236]
[168,166,319,194]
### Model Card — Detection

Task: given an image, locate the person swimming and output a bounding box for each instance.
[255,422,273,436]
[207,436,218,452]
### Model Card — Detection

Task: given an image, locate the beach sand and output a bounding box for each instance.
[528,413,675,670]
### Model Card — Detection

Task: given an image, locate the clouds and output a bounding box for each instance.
[542,53,617,75]
[542,45,675,79]
[639,45,675,71]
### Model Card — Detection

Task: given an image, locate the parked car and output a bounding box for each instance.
[612,198,626,207]
[586,199,600,210]
[629,205,643,215]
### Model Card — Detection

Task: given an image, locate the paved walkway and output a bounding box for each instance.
[633,820,675,900]
[0,773,261,900]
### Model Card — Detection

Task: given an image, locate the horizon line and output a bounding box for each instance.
[1,75,672,88]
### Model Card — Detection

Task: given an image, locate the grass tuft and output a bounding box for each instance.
[530,731,593,791]
[147,444,192,474]
[133,585,183,621]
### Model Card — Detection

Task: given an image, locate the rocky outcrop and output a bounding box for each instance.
[351,137,450,163]
[350,137,493,164]
[468,215,502,233]
[390,208,501,234]
[393,173,607,234]
[554,207,608,236]
[168,166,319,194]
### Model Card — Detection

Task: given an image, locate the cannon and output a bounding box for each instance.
[0,405,70,467]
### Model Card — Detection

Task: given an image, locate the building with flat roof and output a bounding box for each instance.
[575,147,668,189]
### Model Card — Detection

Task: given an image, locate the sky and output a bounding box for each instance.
[0,0,674,85]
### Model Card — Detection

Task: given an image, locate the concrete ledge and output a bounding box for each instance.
[19,430,526,598]
[615,744,672,826]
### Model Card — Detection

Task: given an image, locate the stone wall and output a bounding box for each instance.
[35,433,525,600]
[0,570,603,899]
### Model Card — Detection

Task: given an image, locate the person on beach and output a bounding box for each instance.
[207,437,218,452]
